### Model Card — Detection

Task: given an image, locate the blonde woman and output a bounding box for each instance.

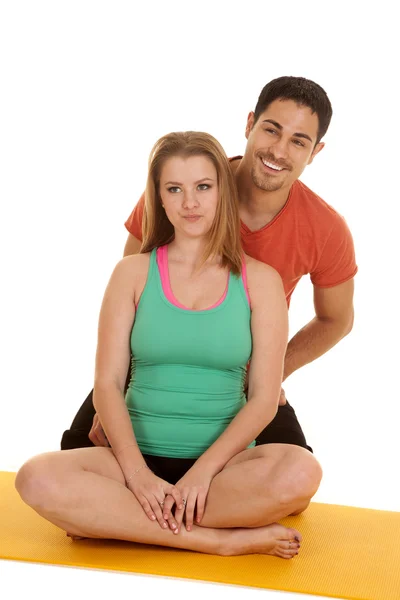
[16,131,302,558]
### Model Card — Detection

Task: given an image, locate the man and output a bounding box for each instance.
[61,76,357,518]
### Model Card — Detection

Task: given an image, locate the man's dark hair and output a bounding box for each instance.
[254,76,333,144]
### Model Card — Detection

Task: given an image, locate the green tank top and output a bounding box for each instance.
[125,246,253,458]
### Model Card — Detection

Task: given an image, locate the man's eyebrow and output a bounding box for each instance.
[262,119,283,130]
[262,119,313,143]
[164,177,215,186]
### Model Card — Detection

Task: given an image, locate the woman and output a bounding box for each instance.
[15,131,301,558]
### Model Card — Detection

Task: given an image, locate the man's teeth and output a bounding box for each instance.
[262,158,283,171]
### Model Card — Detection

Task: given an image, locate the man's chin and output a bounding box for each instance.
[251,167,285,192]
[253,176,283,193]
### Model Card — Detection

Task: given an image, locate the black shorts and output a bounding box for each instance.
[255,400,313,453]
[60,392,312,456]
[142,454,197,485]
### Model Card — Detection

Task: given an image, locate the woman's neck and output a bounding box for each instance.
[167,237,222,275]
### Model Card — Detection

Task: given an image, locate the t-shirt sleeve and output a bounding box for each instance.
[124,192,145,241]
[311,215,358,288]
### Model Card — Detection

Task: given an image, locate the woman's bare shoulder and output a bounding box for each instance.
[243,254,285,310]
[119,252,151,272]
[107,252,151,291]
[244,253,282,284]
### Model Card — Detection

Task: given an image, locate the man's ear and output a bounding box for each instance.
[308,142,325,165]
[245,112,255,139]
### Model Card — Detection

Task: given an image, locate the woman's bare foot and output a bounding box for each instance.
[222,522,301,559]
[66,524,301,559]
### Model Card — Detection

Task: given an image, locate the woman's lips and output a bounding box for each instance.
[183,215,201,222]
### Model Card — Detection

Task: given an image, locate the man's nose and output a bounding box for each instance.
[269,136,290,160]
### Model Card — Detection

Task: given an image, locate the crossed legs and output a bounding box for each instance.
[198,443,321,528]
[15,443,321,558]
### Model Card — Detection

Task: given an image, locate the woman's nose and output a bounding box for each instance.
[182,190,199,208]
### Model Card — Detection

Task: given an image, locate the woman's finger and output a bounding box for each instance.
[161,493,175,519]
[149,497,168,529]
[184,490,197,531]
[173,505,185,533]
[137,495,157,522]
[161,495,179,532]
[173,488,189,532]
[195,489,207,524]
[166,484,183,510]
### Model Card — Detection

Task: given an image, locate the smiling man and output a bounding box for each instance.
[61,76,357,521]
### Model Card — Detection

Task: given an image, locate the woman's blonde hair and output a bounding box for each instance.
[141,131,242,274]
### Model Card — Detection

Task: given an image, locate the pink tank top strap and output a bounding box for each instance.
[241,255,251,307]
[157,245,189,309]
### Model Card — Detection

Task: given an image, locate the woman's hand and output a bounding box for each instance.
[127,466,182,529]
[162,466,214,533]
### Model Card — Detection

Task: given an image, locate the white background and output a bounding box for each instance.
[0,1,398,599]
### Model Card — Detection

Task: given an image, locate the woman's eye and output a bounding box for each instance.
[167,186,181,193]
[197,184,210,191]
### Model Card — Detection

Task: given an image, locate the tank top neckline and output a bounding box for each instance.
[156,245,230,313]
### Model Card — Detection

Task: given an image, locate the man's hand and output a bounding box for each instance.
[279,388,287,406]
[88,413,109,447]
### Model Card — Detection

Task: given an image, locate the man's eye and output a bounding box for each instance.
[265,128,277,135]
[293,139,305,147]
[167,186,181,193]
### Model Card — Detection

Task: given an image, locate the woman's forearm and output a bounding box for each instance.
[93,384,146,478]
[195,395,278,476]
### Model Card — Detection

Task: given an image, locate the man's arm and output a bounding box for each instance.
[283,278,354,382]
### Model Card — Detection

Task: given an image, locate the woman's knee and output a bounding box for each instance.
[303,451,323,494]
[15,453,65,509]
[283,448,323,504]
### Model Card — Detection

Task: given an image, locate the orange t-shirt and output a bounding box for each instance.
[124,159,357,306]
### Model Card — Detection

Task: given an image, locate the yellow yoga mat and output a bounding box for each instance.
[1,471,399,599]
